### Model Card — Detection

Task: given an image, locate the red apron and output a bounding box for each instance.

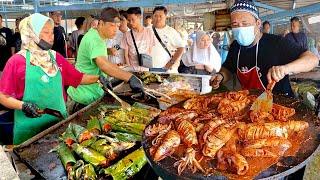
[236,42,265,90]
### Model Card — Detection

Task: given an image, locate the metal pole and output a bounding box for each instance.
[64,10,68,33]
[141,7,144,26]
[4,13,8,28]
[34,0,39,13]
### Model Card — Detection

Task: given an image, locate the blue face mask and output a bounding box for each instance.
[232,26,256,46]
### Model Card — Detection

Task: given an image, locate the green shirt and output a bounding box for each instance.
[67,28,107,105]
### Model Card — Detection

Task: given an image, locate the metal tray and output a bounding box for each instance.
[13,96,158,180]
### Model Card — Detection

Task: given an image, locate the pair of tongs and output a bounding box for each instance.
[144,87,172,100]
[98,80,131,111]
[37,108,64,119]
[250,80,276,113]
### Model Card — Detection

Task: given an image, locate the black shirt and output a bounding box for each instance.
[223,33,307,96]
[0,27,14,71]
[285,32,308,50]
[52,25,67,58]
[13,32,21,53]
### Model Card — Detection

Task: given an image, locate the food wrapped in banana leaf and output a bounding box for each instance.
[138,72,163,84]
[101,147,147,180]
[90,137,135,166]
[70,160,97,180]
[132,102,161,118]
[71,123,95,143]
[109,132,142,142]
[83,164,97,180]
[105,119,145,135]
[72,143,108,167]
[61,123,77,147]
[109,108,154,124]
[99,135,136,152]
[100,118,112,134]
[87,116,101,136]
[90,139,114,158]
[80,136,97,147]
[56,143,76,177]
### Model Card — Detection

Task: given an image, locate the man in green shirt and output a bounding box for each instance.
[68,8,143,107]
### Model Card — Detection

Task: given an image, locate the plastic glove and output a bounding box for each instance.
[99,75,113,90]
[128,75,144,93]
[22,102,41,118]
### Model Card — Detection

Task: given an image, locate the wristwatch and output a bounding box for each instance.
[216,72,224,82]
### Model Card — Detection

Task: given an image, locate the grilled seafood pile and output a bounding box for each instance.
[145,90,309,177]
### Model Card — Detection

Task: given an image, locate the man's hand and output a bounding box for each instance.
[267,65,289,83]
[128,75,144,93]
[99,75,113,90]
[210,73,224,89]
[164,60,175,70]
[108,48,118,56]
[22,102,41,118]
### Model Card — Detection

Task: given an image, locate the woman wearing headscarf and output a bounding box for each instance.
[0,13,100,144]
[180,31,222,75]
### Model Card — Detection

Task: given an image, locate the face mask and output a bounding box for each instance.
[36,39,53,50]
[232,26,256,46]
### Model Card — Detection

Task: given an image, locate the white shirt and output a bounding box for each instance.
[151,25,185,71]
[106,30,125,64]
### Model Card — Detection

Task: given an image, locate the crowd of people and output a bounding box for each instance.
[0,0,318,145]
[64,6,222,74]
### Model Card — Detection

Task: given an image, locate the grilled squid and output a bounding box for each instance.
[150,130,181,162]
[176,119,198,146]
[202,122,238,158]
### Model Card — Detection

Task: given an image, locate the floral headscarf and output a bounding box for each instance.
[18,13,58,77]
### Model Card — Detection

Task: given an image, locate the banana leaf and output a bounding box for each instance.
[72,143,108,167]
[107,105,157,124]
[90,139,113,156]
[90,139,117,163]
[100,136,135,152]
[106,121,145,135]
[109,132,142,142]
[83,164,97,180]
[61,124,77,147]
[57,143,76,171]
[69,123,94,143]
[110,110,131,122]
[71,160,85,180]
[87,116,101,136]
[102,147,147,180]
[99,118,112,133]
[132,103,161,118]
[98,104,121,113]
[70,123,86,138]
[110,108,151,124]
[80,136,97,147]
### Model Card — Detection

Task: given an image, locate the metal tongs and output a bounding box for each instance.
[98,80,132,111]
[251,80,276,112]
[144,87,172,100]
[37,108,64,119]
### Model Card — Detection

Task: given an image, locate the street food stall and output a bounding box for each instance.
[6,72,320,180]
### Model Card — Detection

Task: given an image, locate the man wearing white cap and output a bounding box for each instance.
[212,0,318,97]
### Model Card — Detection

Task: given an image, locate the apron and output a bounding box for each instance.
[236,41,266,90]
[13,50,67,145]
